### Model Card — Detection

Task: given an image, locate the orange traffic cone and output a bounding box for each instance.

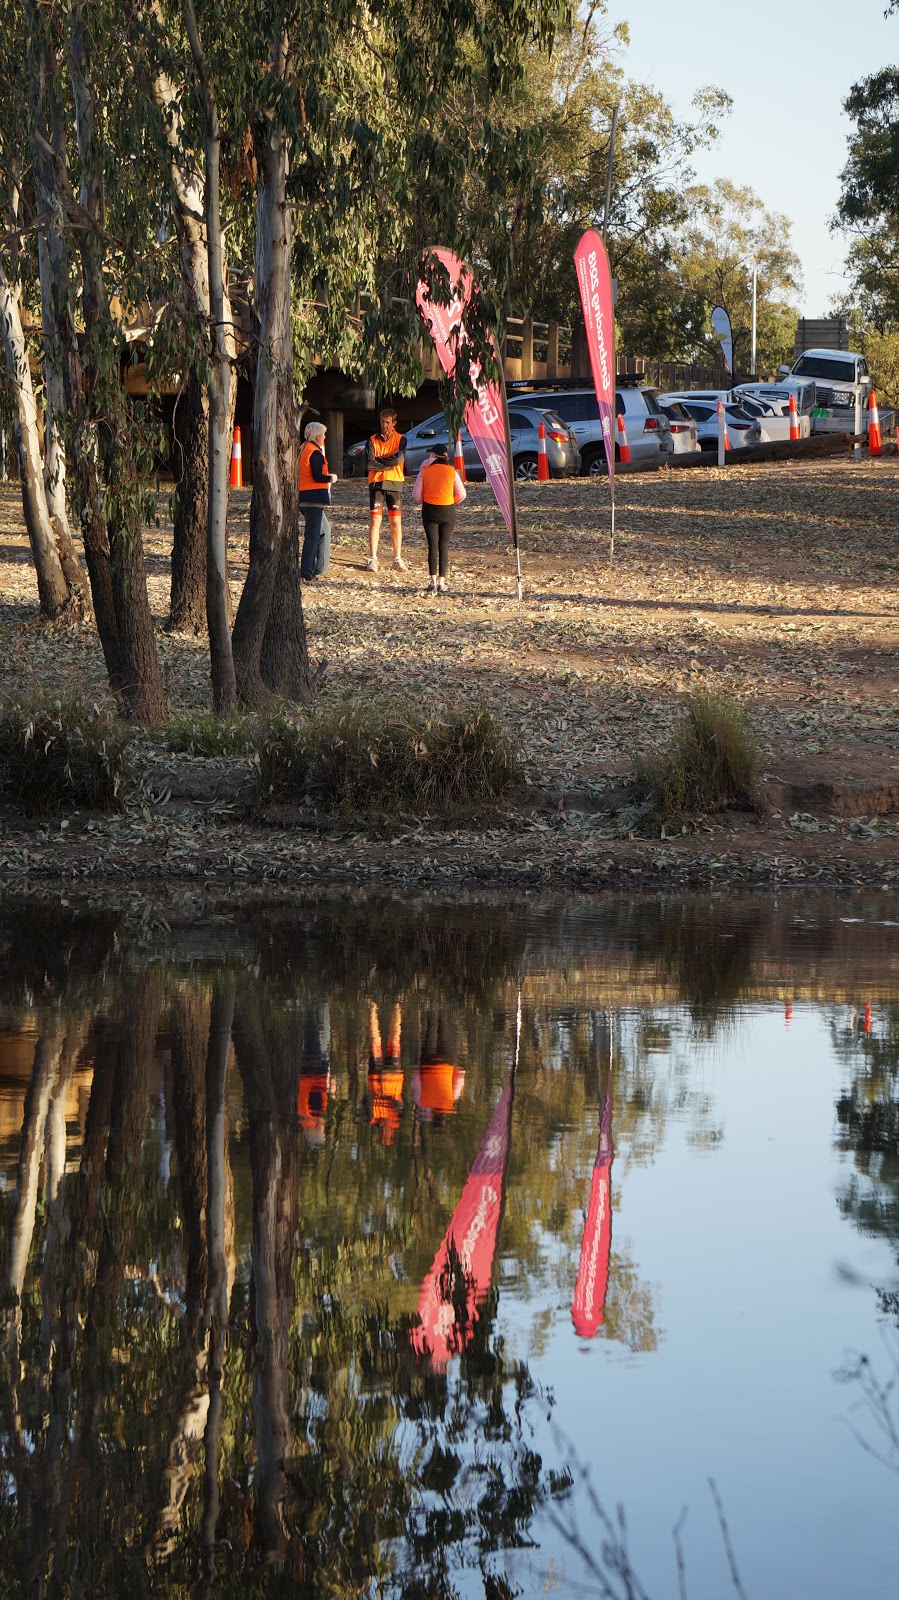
[453,431,466,483]
[230,426,243,488]
[537,418,551,480]
[788,392,800,441]
[868,390,882,457]
[717,399,731,451]
[616,413,631,465]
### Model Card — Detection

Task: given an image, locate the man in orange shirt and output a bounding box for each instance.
[365,407,407,573]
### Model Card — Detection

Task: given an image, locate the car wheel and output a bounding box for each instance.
[581,446,606,476]
[514,454,538,482]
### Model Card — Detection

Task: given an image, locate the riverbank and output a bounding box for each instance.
[1,457,897,893]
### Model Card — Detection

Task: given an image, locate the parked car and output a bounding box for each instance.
[672,399,762,451]
[659,401,700,455]
[508,383,671,473]
[344,405,581,482]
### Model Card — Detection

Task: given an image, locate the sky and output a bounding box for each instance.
[606,0,898,315]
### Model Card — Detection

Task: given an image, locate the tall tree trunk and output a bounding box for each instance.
[69,12,165,722]
[153,39,235,639]
[0,264,79,622]
[169,367,209,632]
[165,7,236,705]
[259,389,313,698]
[24,0,122,683]
[232,27,311,707]
[36,238,84,603]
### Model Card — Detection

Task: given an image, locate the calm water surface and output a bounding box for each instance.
[1,893,898,1598]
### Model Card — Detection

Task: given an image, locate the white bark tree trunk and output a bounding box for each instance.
[0,265,75,621]
[182,0,237,710]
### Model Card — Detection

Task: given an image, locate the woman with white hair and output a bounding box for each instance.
[299,418,338,581]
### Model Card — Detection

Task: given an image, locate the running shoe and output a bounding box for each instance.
[437,577,447,593]
[393,555,408,572]
[425,577,438,595]
[366,556,379,572]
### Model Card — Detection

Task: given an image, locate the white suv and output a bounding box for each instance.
[507,383,672,473]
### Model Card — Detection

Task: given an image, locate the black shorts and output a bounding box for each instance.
[369,484,403,513]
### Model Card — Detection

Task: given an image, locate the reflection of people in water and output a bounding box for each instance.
[414,1011,465,1125]
[297,1004,331,1147]
[368,1002,404,1145]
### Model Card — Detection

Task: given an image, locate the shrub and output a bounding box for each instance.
[258,702,518,825]
[635,691,759,825]
[165,710,264,758]
[0,695,132,816]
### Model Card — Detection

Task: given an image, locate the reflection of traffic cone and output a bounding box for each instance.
[785,1004,793,1025]
[789,393,800,441]
[537,418,551,480]
[230,426,243,488]
[616,413,631,465]
[868,391,882,457]
[454,431,466,483]
[864,1004,873,1033]
[717,399,731,451]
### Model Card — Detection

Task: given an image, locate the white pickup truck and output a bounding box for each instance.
[776,348,885,435]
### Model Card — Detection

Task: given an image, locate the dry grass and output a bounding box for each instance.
[0,694,132,816]
[635,691,759,825]
[258,701,518,824]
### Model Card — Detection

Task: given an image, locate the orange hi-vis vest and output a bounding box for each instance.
[368,429,404,484]
[298,1072,329,1132]
[369,1066,404,1143]
[299,440,329,492]
[421,462,456,505]
[417,1061,458,1117]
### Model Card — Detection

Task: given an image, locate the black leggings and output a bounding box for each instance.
[421,503,456,577]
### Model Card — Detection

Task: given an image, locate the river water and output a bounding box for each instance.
[1,892,897,1598]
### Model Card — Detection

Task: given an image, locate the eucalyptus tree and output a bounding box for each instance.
[18,0,168,720]
[0,34,85,621]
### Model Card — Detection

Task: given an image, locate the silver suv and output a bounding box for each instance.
[507,383,672,473]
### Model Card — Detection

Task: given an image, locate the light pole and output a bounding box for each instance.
[750,264,758,377]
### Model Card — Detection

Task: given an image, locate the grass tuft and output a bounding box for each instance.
[165,710,265,758]
[0,694,132,816]
[635,690,759,825]
[258,701,519,825]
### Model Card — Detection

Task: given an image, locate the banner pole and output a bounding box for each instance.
[496,355,522,609]
[610,493,615,565]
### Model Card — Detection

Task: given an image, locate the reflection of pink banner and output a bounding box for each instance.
[572,1083,613,1338]
[574,230,616,487]
[412,1078,512,1368]
[415,247,515,543]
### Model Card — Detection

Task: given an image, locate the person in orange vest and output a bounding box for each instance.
[414,1012,465,1126]
[299,419,338,581]
[365,407,408,573]
[368,1001,404,1146]
[411,443,467,596]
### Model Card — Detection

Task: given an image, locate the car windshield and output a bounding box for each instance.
[641,389,664,416]
[792,355,857,382]
[541,411,567,430]
[662,402,690,421]
[726,406,755,422]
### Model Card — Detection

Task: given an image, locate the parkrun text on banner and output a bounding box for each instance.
[574,229,616,487]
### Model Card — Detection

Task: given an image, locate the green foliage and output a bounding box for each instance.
[635,690,759,825]
[0,694,132,815]
[673,179,802,374]
[258,700,519,824]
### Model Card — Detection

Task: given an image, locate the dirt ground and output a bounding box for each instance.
[0,455,897,895]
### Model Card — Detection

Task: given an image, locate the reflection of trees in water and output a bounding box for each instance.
[0,966,563,1595]
[833,1003,899,1308]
